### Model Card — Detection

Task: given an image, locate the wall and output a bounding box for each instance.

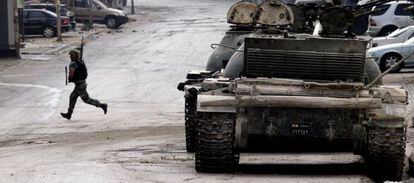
[0,0,17,57]
[0,0,10,51]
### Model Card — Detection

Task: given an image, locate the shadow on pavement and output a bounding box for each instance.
[237,162,365,175]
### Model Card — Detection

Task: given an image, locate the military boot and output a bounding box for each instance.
[61,112,72,120]
[101,103,108,114]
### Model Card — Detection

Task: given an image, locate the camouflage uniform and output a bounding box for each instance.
[61,49,107,120]
[67,60,103,114]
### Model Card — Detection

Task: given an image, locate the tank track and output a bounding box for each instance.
[185,95,197,152]
[195,112,239,172]
[364,126,406,181]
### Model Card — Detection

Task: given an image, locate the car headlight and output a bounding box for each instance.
[372,56,379,61]
[368,53,379,61]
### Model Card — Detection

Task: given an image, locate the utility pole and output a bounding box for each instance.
[71,0,75,19]
[56,0,62,41]
[131,0,135,14]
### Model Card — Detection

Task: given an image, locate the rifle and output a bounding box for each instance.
[65,66,68,85]
[80,35,84,60]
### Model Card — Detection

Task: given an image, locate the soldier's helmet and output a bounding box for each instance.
[69,49,80,58]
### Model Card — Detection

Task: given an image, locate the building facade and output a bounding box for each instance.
[0,0,17,57]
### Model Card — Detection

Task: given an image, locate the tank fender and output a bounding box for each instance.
[364,106,408,128]
[196,95,236,113]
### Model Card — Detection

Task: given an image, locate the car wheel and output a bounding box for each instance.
[378,26,398,37]
[106,16,119,29]
[82,20,94,31]
[42,27,55,38]
[380,53,402,73]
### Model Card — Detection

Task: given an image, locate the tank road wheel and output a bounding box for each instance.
[195,113,239,172]
[364,126,406,181]
[184,94,197,152]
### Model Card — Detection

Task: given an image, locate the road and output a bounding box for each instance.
[0,0,413,182]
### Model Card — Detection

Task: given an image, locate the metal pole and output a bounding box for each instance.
[72,0,76,20]
[65,66,68,85]
[18,8,25,43]
[13,0,20,58]
[56,0,62,41]
[131,0,135,14]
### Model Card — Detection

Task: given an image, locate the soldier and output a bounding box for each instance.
[61,49,108,120]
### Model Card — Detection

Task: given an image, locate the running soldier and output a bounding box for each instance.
[61,49,108,120]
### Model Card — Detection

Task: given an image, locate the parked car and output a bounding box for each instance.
[370,26,414,47]
[64,0,128,29]
[25,3,76,30]
[25,0,40,4]
[22,9,71,38]
[368,1,414,37]
[100,0,124,9]
[368,37,414,72]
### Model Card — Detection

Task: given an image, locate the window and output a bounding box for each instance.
[388,27,409,37]
[405,37,414,44]
[44,6,57,13]
[408,32,414,39]
[29,11,46,19]
[394,4,412,16]
[60,7,69,15]
[372,5,390,16]
[92,0,108,9]
[75,0,89,8]
[44,11,57,18]
[23,11,29,19]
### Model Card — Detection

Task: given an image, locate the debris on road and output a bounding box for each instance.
[22,140,54,145]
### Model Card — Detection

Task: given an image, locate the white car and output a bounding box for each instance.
[368,37,414,72]
[368,1,414,37]
[371,26,414,47]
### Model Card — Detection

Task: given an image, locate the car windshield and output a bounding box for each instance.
[93,0,108,9]
[43,10,57,17]
[388,27,410,38]
[404,37,414,44]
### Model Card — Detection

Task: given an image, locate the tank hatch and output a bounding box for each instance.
[227,2,258,25]
[255,0,294,26]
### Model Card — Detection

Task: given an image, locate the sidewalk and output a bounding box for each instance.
[0,58,24,74]
[21,26,107,56]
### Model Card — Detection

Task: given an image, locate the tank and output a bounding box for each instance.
[177,1,258,152]
[205,30,251,73]
[178,1,409,181]
[206,1,257,73]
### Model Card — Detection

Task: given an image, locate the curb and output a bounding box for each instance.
[47,29,107,55]
[25,29,107,56]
